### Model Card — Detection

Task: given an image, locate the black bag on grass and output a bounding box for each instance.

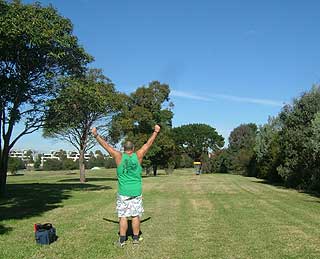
[35,223,57,245]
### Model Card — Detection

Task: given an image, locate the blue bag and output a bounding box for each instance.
[35,223,57,245]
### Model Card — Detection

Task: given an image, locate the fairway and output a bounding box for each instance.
[1,169,320,259]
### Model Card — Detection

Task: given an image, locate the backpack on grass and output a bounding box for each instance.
[34,223,57,245]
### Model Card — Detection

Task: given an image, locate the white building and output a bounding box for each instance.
[41,151,60,166]
[67,151,91,161]
[40,150,92,167]
[9,150,35,168]
[9,150,33,162]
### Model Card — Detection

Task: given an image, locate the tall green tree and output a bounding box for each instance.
[277,86,320,190]
[43,69,122,182]
[210,149,232,174]
[0,0,92,196]
[228,123,257,175]
[254,117,282,181]
[172,123,224,161]
[111,81,174,175]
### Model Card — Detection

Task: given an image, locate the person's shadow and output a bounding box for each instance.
[103,217,151,240]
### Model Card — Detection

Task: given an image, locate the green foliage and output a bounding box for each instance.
[86,152,116,169]
[164,156,175,174]
[209,86,320,192]
[142,159,152,175]
[210,149,232,174]
[42,150,77,171]
[172,123,224,161]
[55,149,67,161]
[148,130,176,173]
[8,157,25,174]
[104,157,116,169]
[254,117,282,181]
[0,0,92,137]
[24,150,34,163]
[44,69,120,140]
[309,112,320,157]
[228,123,257,175]
[44,68,122,181]
[110,81,175,173]
[229,123,257,150]
[33,154,42,169]
[200,152,212,173]
[87,156,105,168]
[43,159,62,171]
[0,0,92,195]
[175,153,194,168]
[62,159,78,170]
[277,86,320,190]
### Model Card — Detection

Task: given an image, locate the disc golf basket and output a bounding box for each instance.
[193,161,202,175]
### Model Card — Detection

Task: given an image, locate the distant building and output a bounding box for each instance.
[40,150,92,167]
[9,150,35,168]
[10,149,105,168]
[9,150,34,162]
[41,151,60,167]
[67,151,91,161]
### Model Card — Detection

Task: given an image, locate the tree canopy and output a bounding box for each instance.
[43,68,122,182]
[254,117,282,181]
[110,81,175,175]
[228,123,257,175]
[172,123,224,161]
[277,86,320,189]
[0,0,92,196]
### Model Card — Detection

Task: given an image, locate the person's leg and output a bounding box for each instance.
[131,216,140,236]
[128,195,144,244]
[119,217,128,245]
[119,217,128,236]
[131,216,140,244]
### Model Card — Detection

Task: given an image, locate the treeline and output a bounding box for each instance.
[207,87,320,192]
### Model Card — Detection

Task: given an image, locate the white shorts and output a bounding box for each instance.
[116,194,144,218]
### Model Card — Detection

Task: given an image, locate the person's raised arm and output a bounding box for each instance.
[91,127,122,166]
[136,125,161,163]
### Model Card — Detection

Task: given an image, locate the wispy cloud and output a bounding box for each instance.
[170,90,211,101]
[171,90,284,107]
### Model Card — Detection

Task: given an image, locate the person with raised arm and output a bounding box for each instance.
[92,125,161,247]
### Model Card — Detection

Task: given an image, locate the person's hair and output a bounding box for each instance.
[123,141,135,151]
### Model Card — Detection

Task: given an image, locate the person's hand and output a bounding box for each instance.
[92,127,98,138]
[154,125,161,133]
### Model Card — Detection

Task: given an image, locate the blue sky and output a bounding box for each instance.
[15,0,320,152]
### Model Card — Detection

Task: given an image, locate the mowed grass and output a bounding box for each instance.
[1,169,320,259]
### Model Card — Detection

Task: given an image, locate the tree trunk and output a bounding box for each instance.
[0,166,8,198]
[0,147,9,197]
[79,149,86,183]
[145,167,151,176]
[153,164,158,176]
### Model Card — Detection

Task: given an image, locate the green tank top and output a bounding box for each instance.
[116,153,142,196]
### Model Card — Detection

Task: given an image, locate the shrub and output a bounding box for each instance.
[8,157,25,175]
[43,159,63,171]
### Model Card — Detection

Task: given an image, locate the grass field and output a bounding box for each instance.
[1,169,320,259]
